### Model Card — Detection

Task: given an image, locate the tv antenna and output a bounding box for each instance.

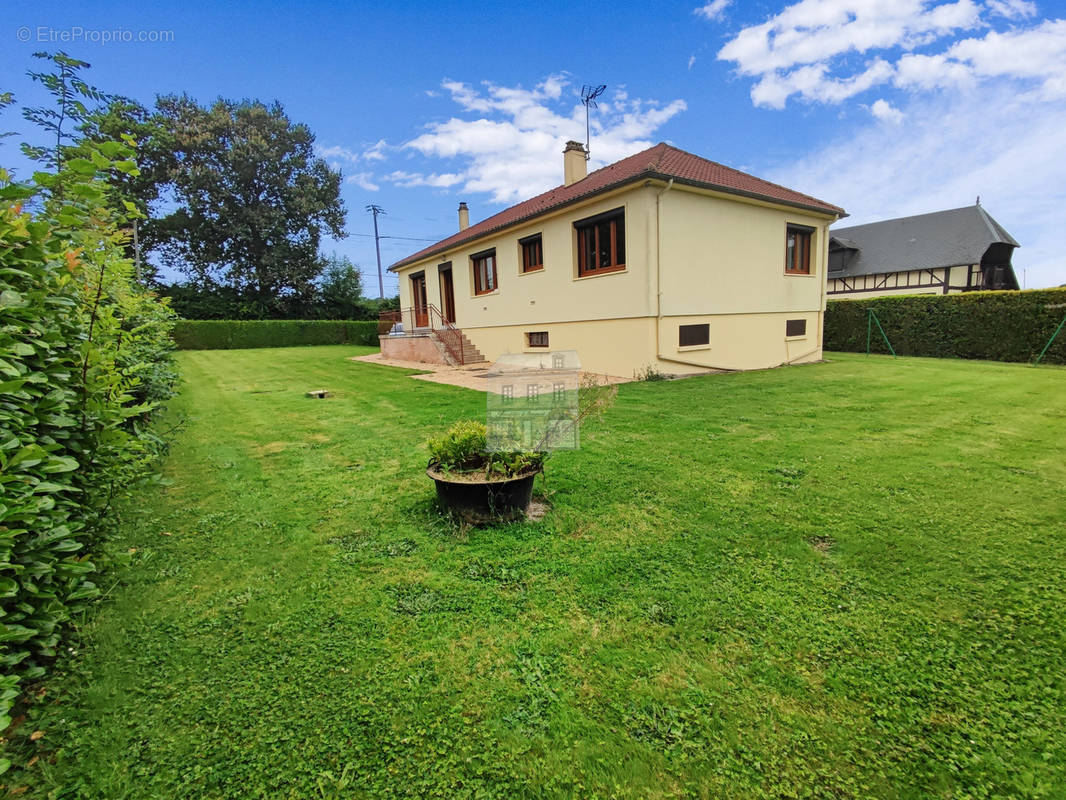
[366,204,386,298]
[581,84,606,161]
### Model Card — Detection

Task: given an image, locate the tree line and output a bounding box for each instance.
[20,51,396,320]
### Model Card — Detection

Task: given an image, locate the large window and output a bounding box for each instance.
[575,208,625,277]
[520,234,543,273]
[785,225,813,274]
[472,248,497,295]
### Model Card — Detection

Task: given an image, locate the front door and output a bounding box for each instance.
[438,266,455,324]
[411,273,428,328]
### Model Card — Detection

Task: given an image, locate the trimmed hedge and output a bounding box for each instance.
[172,319,380,350]
[824,288,1066,364]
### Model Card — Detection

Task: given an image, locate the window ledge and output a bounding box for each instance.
[678,344,711,352]
[518,268,545,276]
[785,335,808,342]
[784,272,817,277]
[472,290,500,298]
[573,267,628,282]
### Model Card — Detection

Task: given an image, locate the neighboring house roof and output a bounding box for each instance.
[389,142,846,271]
[829,205,1019,278]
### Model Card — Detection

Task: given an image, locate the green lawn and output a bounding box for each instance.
[13,347,1066,798]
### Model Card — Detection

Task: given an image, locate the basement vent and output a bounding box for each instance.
[679,324,710,347]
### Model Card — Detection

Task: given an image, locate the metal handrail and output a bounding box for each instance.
[379,304,466,365]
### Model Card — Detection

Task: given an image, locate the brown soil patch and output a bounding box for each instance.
[807,535,835,553]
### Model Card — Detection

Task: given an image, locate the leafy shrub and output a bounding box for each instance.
[635,365,668,381]
[426,420,544,478]
[171,319,378,349]
[0,152,177,740]
[824,289,1066,364]
[427,420,488,472]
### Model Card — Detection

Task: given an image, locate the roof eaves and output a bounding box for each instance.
[649,172,846,218]
[387,174,651,271]
[389,165,846,272]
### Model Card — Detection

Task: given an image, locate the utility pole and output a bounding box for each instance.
[366,204,386,298]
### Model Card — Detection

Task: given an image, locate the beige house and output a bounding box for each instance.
[828,205,1020,299]
[384,142,845,377]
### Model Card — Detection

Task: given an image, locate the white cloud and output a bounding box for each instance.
[320,142,393,192]
[688,54,697,69]
[362,139,388,161]
[769,87,1066,287]
[317,145,361,164]
[751,58,895,108]
[896,20,1066,97]
[718,0,982,79]
[396,76,686,203]
[985,0,1037,19]
[345,172,380,191]
[718,2,1066,107]
[695,0,732,21]
[870,98,904,121]
[386,170,464,189]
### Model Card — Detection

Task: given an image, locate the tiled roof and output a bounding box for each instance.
[389,142,846,270]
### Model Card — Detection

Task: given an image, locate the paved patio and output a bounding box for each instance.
[350,353,633,391]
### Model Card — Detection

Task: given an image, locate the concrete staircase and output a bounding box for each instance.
[433,328,486,366]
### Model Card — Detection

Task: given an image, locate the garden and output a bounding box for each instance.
[6,346,1064,798]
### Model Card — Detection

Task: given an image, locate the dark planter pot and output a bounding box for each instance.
[426,464,540,523]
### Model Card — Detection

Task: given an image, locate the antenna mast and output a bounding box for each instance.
[366,203,386,299]
[581,84,606,160]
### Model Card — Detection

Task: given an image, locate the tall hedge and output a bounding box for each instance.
[824,289,1066,364]
[0,155,178,746]
[171,319,379,350]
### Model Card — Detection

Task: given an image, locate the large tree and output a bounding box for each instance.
[154,95,346,302]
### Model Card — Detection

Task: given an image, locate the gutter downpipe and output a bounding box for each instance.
[652,178,738,372]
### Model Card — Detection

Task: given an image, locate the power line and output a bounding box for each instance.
[348,232,449,242]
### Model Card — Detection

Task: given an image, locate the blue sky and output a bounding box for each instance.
[4,0,1066,293]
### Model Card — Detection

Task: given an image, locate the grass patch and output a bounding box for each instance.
[7,347,1066,798]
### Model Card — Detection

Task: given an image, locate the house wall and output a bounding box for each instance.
[394,183,838,376]
[828,265,972,299]
[397,186,658,331]
[461,317,659,379]
[655,188,830,370]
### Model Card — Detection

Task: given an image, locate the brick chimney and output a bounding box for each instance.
[458,201,469,231]
[563,141,587,186]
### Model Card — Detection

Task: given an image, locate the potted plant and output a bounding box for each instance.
[425,375,618,523]
[425,420,544,523]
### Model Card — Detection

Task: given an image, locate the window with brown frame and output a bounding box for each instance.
[575,208,625,277]
[786,319,807,337]
[527,331,549,348]
[679,323,710,347]
[472,248,497,295]
[520,234,543,272]
[785,225,813,274]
